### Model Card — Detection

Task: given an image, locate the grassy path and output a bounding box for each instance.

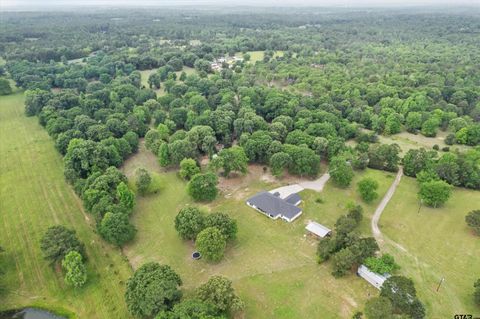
[0,91,133,318]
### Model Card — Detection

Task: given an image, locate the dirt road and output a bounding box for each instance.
[371,166,403,245]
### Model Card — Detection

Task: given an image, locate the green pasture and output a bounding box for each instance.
[122,147,396,318]
[0,91,133,318]
[380,176,480,318]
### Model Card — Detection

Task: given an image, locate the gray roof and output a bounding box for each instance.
[284,193,301,205]
[246,191,302,220]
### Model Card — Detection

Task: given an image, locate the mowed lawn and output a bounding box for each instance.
[236,51,285,63]
[380,176,480,318]
[0,91,133,318]
[122,145,397,318]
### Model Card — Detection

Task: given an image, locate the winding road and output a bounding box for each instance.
[269,167,403,249]
[371,166,403,246]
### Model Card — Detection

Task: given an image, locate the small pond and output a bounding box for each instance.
[0,308,66,319]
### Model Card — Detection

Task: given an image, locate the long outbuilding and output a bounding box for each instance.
[357,265,390,290]
[305,221,331,238]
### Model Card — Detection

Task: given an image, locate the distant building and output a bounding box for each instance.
[246,191,302,222]
[305,221,331,238]
[357,265,390,290]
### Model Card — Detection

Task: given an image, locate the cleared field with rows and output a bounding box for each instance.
[0,91,133,318]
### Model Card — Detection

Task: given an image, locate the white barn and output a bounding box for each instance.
[357,265,390,290]
[305,221,331,238]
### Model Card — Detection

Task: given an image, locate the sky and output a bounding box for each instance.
[1,0,479,7]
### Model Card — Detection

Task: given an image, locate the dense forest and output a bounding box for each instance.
[1,6,479,319]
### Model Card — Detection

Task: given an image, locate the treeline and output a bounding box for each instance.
[403,147,480,190]
[22,71,154,246]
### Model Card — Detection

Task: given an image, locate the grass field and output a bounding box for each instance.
[236,51,285,63]
[380,176,480,318]
[0,90,133,318]
[140,66,196,97]
[348,129,472,156]
[122,146,397,318]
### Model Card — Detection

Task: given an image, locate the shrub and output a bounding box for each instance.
[357,178,379,203]
[364,254,400,274]
[62,251,87,288]
[465,210,480,235]
[474,279,480,306]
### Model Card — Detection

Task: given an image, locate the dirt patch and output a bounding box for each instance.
[218,164,278,199]
[124,252,144,270]
[120,139,162,178]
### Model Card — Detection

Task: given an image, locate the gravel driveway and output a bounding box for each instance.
[269,173,331,198]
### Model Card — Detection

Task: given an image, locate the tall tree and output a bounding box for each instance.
[215,146,248,177]
[330,156,354,188]
[187,173,218,202]
[196,276,244,313]
[195,227,226,262]
[418,180,452,207]
[125,263,182,318]
[174,207,206,240]
[40,225,85,264]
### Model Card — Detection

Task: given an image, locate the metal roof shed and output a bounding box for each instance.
[305,221,331,238]
[357,265,390,290]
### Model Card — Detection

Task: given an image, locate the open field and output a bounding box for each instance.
[236,51,285,63]
[140,66,196,96]
[348,129,472,156]
[122,146,397,318]
[0,90,133,318]
[380,176,480,318]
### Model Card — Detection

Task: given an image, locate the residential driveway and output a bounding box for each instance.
[299,173,330,192]
[269,184,305,199]
[269,173,331,198]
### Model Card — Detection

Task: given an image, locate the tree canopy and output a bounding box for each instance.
[40,225,85,264]
[125,262,183,318]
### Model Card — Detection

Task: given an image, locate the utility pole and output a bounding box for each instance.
[436,277,445,292]
[417,200,422,214]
